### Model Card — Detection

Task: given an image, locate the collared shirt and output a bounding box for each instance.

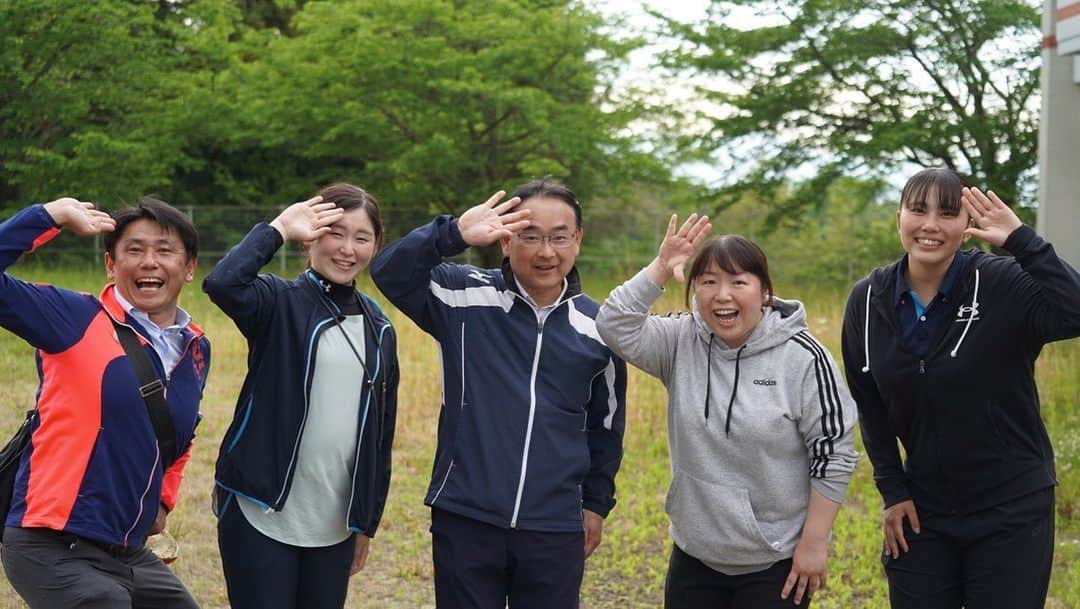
[518,279,568,324]
[112,289,192,376]
[894,252,969,357]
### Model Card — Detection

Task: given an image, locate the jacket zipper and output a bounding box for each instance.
[123,446,160,547]
[273,316,336,510]
[345,322,389,530]
[115,319,193,541]
[510,316,545,528]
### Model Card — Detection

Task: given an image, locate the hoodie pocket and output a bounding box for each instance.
[666,470,784,568]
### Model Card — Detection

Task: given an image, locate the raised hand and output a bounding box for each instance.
[962,187,1023,248]
[269,196,344,243]
[42,198,116,237]
[456,191,531,247]
[647,213,712,286]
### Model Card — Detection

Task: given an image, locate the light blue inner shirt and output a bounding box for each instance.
[112,289,191,377]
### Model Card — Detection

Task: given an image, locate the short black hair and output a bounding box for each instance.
[510,178,582,229]
[105,197,198,261]
[901,167,968,216]
[685,235,773,308]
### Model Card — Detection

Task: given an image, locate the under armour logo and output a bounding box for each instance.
[467,271,491,284]
[955,303,980,322]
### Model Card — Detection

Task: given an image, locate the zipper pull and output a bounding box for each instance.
[919,360,926,374]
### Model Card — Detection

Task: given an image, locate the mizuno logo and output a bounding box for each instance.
[753,379,777,386]
[467,271,491,284]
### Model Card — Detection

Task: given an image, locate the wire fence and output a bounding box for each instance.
[18,205,670,275]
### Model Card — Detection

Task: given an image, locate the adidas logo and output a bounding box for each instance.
[753,378,777,386]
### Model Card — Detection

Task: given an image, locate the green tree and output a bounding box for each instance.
[0,0,241,211]
[660,0,1041,222]
[177,0,666,259]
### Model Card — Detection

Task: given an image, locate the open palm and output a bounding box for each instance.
[658,213,712,283]
[270,196,344,243]
[457,191,531,246]
[43,198,115,237]
[962,187,1022,248]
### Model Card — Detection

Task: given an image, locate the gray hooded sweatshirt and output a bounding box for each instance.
[596,270,858,575]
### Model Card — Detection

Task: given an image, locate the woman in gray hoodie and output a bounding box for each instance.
[596,214,858,608]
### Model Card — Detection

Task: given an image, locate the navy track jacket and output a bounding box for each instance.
[1,205,209,548]
[372,215,627,532]
[842,225,1080,515]
[205,222,399,538]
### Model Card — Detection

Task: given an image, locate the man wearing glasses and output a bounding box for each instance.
[372,179,627,609]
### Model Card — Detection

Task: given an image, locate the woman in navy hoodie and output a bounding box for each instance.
[841,167,1080,609]
[204,183,399,609]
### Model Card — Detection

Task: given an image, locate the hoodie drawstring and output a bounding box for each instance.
[703,334,746,437]
[704,335,714,421]
[724,345,747,437]
[861,284,872,373]
[950,268,980,358]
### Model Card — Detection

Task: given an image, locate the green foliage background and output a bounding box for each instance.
[0,2,1073,604]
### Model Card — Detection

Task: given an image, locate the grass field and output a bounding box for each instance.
[0,264,1077,608]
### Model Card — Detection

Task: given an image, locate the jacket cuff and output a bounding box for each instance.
[879,480,911,509]
[810,477,849,504]
[264,222,285,249]
[582,496,614,518]
[1002,224,1037,256]
[433,215,470,258]
[38,203,61,229]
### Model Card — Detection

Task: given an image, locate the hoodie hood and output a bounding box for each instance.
[692,296,809,434]
[857,249,984,372]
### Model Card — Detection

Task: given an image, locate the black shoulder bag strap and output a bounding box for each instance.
[112,319,178,469]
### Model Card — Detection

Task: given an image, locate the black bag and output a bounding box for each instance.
[0,410,36,525]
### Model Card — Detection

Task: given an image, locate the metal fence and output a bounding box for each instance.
[18,205,669,275]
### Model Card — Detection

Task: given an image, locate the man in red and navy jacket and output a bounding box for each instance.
[0,197,210,609]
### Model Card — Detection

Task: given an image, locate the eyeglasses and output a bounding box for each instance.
[514,231,577,249]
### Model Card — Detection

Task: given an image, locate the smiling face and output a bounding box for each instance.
[897,184,970,276]
[693,261,768,348]
[500,196,582,306]
[308,207,376,285]
[105,219,196,328]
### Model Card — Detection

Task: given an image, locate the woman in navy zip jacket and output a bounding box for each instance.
[203,183,399,609]
[841,167,1080,609]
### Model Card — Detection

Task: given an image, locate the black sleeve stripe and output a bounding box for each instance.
[791,331,847,478]
[794,331,846,439]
